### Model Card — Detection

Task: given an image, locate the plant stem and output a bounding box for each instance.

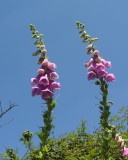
[99,78,111,159]
[38,98,56,148]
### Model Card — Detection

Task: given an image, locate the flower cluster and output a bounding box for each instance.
[30,24,61,100]
[84,45,116,82]
[31,56,61,100]
[115,134,128,158]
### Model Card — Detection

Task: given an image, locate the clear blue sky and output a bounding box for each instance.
[0,0,128,157]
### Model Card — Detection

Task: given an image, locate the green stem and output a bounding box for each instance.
[99,78,111,159]
[38,98,56,148]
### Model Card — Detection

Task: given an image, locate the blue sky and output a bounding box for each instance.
[1,0,128,157]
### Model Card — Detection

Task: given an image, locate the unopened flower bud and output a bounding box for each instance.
[40,45,45,49]
[37,69,45,75]
[93,50,99,55]
[80,32,86,38]
[41,49,47,53]
[32,50,41,56]
[87,50,93,55]
[86,44,93,50]
[36,45,41,48]
[34,40,40,45]
[91,38,98,42]
[39,53,45,58]
[42,59,49,66]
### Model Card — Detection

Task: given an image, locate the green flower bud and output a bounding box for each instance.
[36,45,41,48]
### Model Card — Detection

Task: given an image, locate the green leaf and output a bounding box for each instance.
[99,106,103,111]
[42,145,49,153]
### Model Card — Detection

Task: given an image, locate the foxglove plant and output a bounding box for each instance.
[76,21,116,159]
[30,24,61,151]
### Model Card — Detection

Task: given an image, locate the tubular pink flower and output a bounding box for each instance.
[87,71,97,80]
[31,78,38,85]
[105,61,111,68]
[84,62,89,67]
[50,81,61,91]
[50,72,59,79]
[88,65,94,71]
[100,58,107,65]
[105,73,116,82]
[120,141,124,149]
[95,63,106,71]
[48,62,57,69]
[41,88,53,99]
[39,74,49,86]
[97,70,107,79]
[32,87,41,96]
[84,58,93,67]
[123,147,128,157]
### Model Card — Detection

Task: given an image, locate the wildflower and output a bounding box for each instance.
[84,50,116,82]
[123,147,128,157]
[41,88,53,99]
[48,62,57,69]
[39,74,49,86]
[84,58,93,67]
[105,61,111,68]
[31,78,38,85]
[105,73,116,82]
[97,70,107,79]
[88,65,94,71]
[32,87,41,96]
[87,71,97,80]
[50,82,61,91]
[50,72,59,80]
[120,141,124,149]
[95,63,105,71]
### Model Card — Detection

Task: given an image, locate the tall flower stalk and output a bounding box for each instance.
[30,24,61,150]
[76,21,116,159]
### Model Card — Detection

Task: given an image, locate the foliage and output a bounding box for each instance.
[1,116,128,160]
